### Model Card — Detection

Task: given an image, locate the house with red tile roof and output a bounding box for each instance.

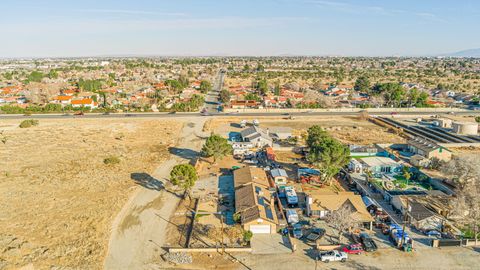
[231,100,261,109]
[71,98,98,109]
[54,95,73,105]
[62,89,77,96]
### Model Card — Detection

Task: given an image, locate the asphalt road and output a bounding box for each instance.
[1,110,479,120]
[202,69,224,113]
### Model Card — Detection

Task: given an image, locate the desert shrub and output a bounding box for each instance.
[233,212,241,223]
[103,156,120,165]
[243,230,253,243]
[19,119,39,128]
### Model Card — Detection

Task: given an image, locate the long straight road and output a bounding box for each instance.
[202,69,225,113]
[2,110,479,120]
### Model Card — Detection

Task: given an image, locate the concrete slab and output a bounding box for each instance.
[251,234,292,254]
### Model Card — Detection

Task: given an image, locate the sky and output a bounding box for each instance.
[1,0,479,58]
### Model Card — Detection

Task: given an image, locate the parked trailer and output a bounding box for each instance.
[286,209,299,224]
[284,186,298,206]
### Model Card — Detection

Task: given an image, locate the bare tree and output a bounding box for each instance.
[326,204,359,243]
[442,156,480,244]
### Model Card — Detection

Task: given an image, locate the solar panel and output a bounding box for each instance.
[258,196,264,205]
[265,207,274,220]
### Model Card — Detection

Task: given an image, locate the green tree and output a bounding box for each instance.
[306,125,350,185]
[170,164,198,198]
[219,89,231,103]
[354,76,370,92]
[243,230,253,243]
[78,79,103,92]
[273,81,281,96]
[373,82,405,107]
[48,69,59,79]
[201,134,233,163]
[402,166,411,187]
[244,93,261,101]
[165,79,183,92]
[255,78,269,95]
[199,80,212,93]
[27,71,45,83]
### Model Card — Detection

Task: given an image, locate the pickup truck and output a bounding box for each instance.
[318,250,348,263]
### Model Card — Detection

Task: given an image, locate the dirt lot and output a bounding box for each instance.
[204,116,404,145]
[0,118,182,269]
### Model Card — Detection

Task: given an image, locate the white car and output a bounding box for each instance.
[318,250,348,263]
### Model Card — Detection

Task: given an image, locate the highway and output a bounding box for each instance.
[1,110,480,120]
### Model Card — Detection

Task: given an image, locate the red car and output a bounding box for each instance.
[342,244,364,255]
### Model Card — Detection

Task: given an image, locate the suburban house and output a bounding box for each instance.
[234,166,278,234]
[239,126,273,148]
[54,95,73,105]
[71,98,98,109]
[350,156,403,174]
[407,137,452,162]
[305,191,374,230]
[235,182,278,234]
[270,168,288,186]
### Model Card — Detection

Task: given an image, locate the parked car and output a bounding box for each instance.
[292,223,303,239]
[424,230,441,238]
[359,233,378,252]
[318,250,348,263]
[342,243,364,255]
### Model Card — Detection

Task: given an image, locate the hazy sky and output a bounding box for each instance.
[1,0,479,57]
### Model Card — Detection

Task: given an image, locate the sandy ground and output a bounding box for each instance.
[145,245,480,270]
[104,118,208,269]
[0,118,182,269]
[204,116,404,145]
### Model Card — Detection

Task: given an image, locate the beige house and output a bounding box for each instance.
[408,137,452,162]
[234,166,278,234]
[305,191,374,230]
[233,166,270,189]
[235,183,278,234]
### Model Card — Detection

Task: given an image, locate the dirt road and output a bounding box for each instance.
[104,118,207,269]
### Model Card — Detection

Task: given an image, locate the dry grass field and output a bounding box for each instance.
[204,116,404,145]
[0,118,182,269]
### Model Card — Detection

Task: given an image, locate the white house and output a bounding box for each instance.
[240,126,273,148]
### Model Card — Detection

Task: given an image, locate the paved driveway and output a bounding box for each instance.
[251,234,292,254]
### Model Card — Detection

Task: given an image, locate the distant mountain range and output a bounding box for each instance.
[441,48,480,58]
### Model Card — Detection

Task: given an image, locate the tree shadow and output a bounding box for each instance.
[169,147,200,163]
[303,247,318,260]
[131,172,164,191]
[343,261,382,270]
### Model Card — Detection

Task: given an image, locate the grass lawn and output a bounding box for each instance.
[393,175,431,189]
